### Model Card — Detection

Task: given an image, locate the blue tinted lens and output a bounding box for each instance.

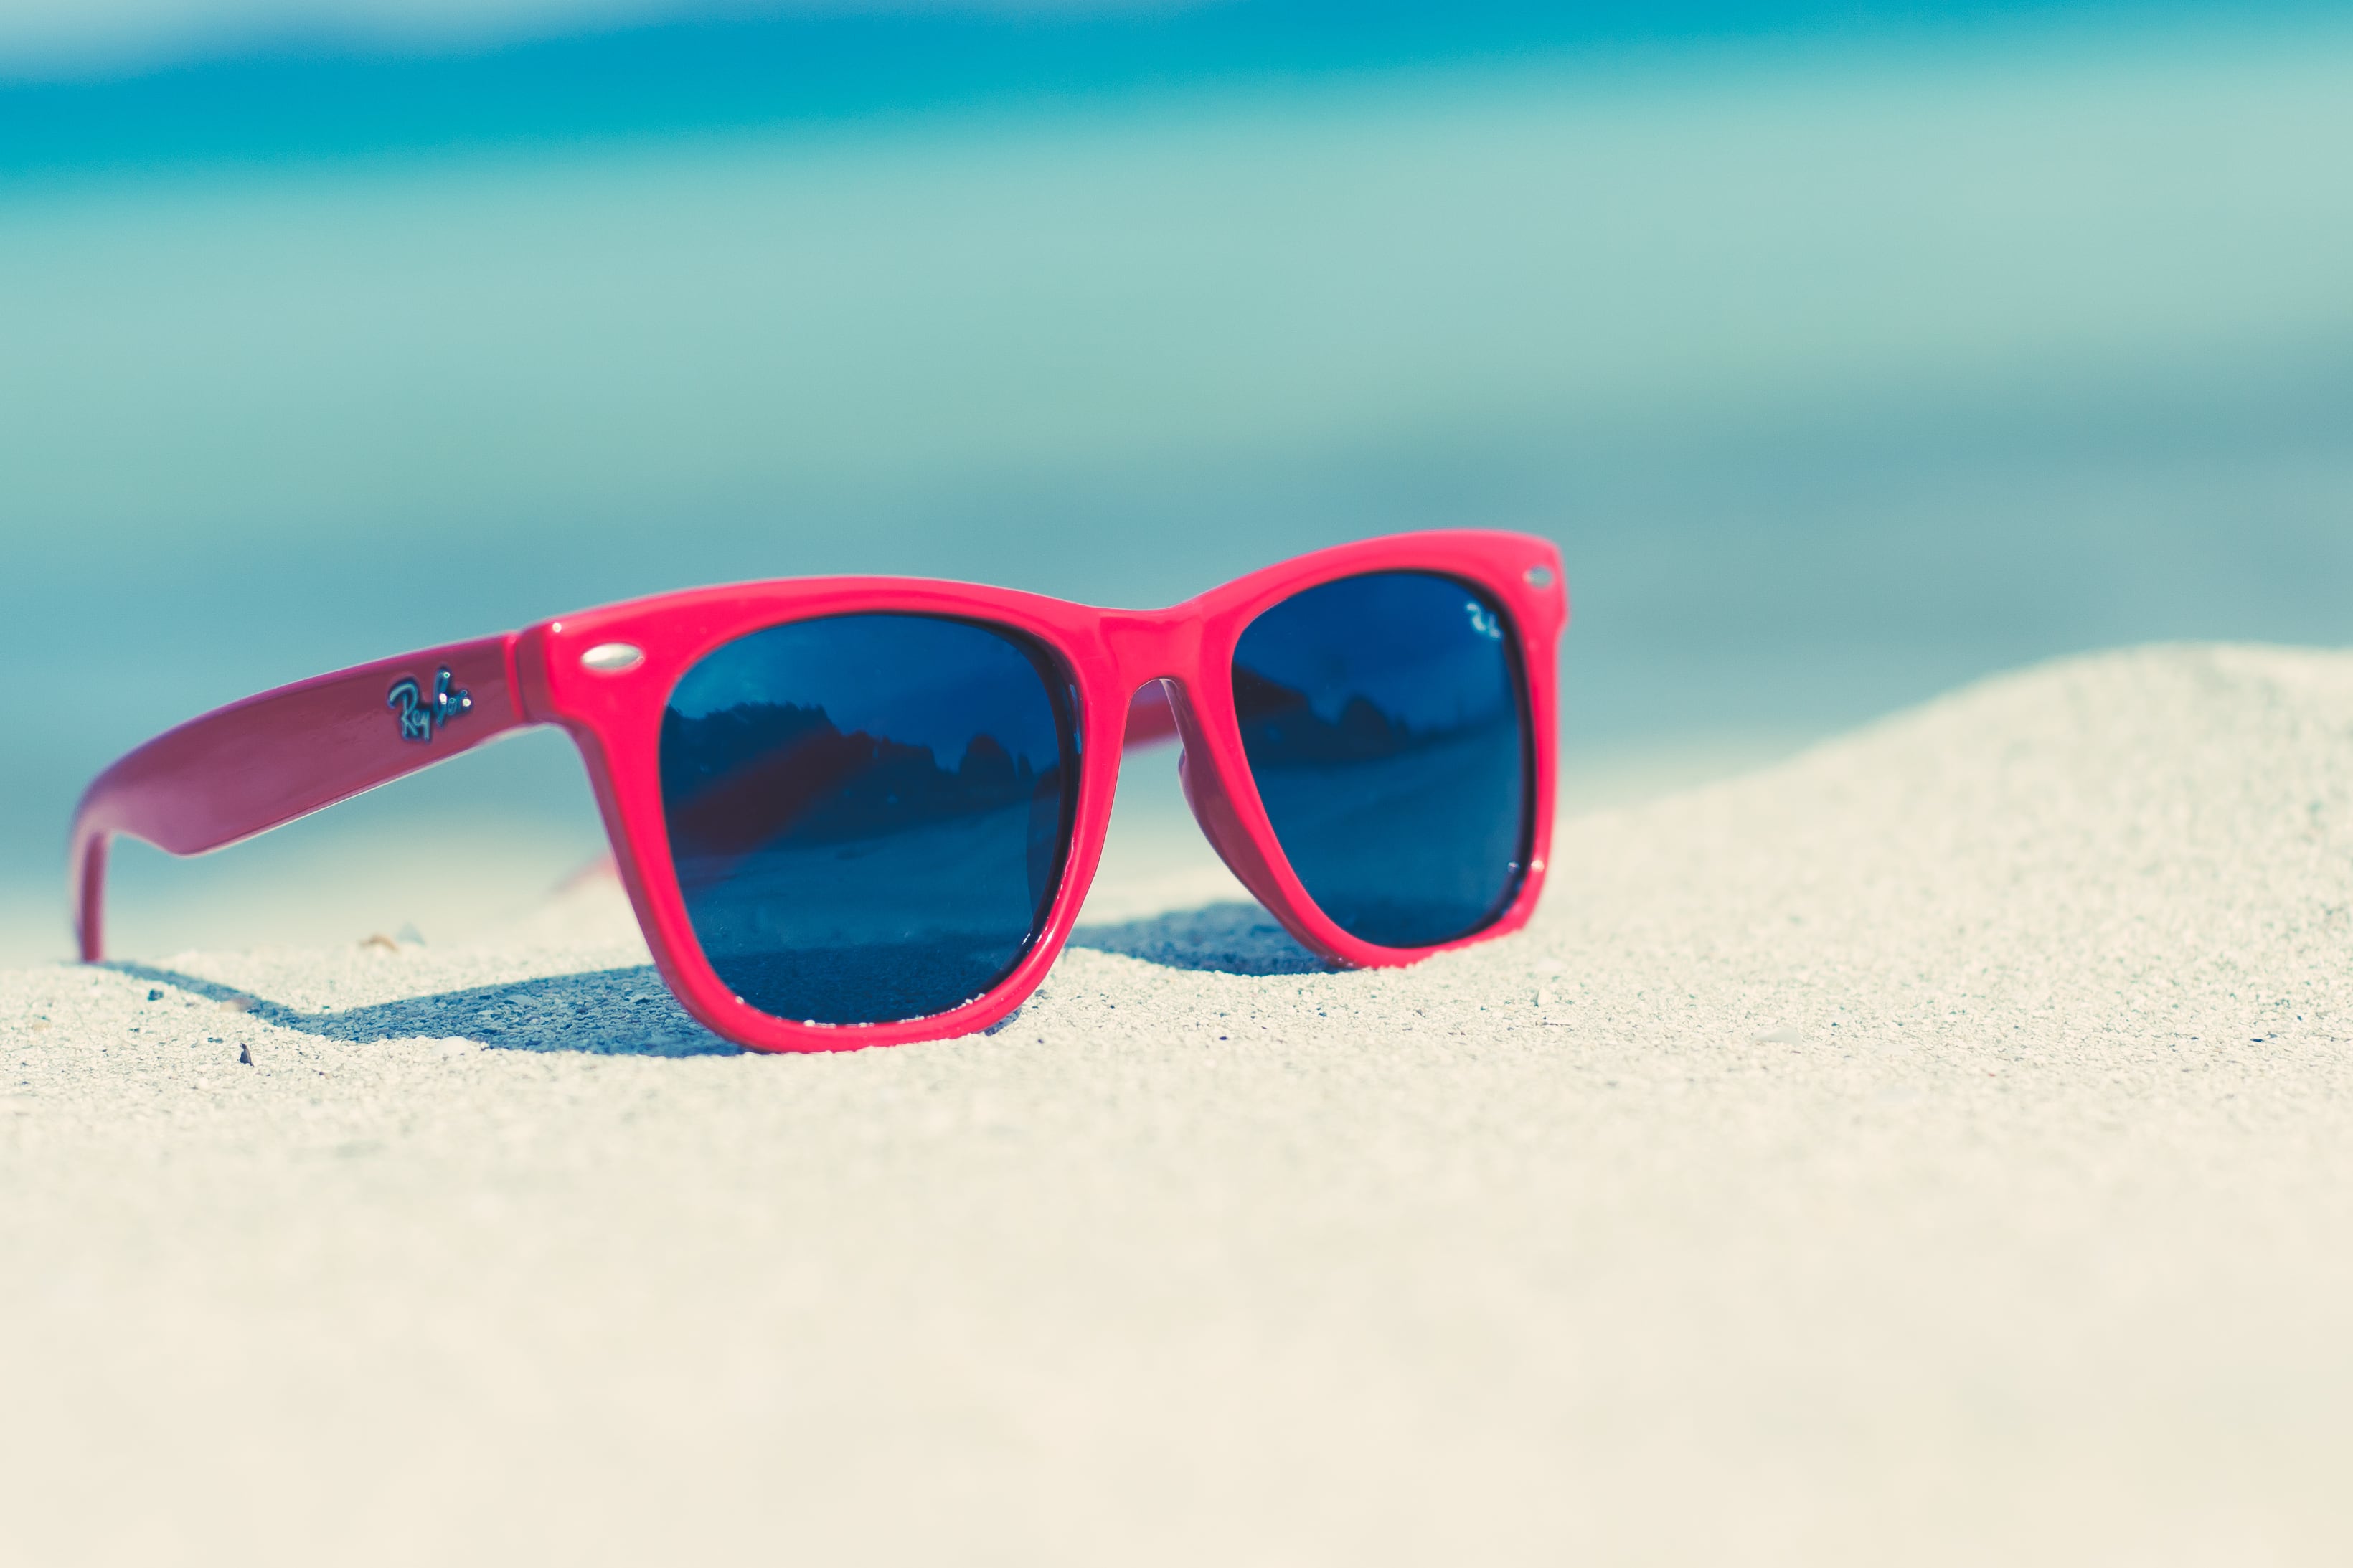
[1232,571,1528,948]
[660,614,1077,1025]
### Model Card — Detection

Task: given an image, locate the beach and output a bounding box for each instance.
[3,641,2349,1563]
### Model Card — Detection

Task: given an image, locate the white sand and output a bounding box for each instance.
[4,643,2350,1565]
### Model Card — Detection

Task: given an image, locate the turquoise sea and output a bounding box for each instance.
[3,1,2349,958]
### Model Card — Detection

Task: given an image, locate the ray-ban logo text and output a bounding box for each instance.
[387,668,472,743]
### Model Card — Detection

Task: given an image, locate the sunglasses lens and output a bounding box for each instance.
[660,614,1078,1026]
[1232,570,1529,948]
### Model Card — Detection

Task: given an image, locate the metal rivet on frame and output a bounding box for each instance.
[580,642,646,674]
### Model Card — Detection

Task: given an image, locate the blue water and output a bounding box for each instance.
[8,1,2319,171]
[2,1,2349,958]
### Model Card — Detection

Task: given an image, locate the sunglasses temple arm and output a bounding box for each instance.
[67,633,529,963]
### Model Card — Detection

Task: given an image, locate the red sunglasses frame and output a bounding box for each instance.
[70,529,1566,1052]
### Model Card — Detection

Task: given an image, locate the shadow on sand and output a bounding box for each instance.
[1067,900,1327,976]
[106,902,1325,1057]
[109,958,740,1057]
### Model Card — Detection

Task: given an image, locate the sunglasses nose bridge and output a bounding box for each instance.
[1095,607,1199,693]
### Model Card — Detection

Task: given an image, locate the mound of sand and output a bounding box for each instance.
[2,644,2349,1565]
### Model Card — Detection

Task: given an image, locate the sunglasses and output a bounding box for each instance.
[70,529,1566,1052]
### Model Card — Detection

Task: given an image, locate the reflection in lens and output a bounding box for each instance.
[659,614,1076,1025]
[1232,570,1528,948]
